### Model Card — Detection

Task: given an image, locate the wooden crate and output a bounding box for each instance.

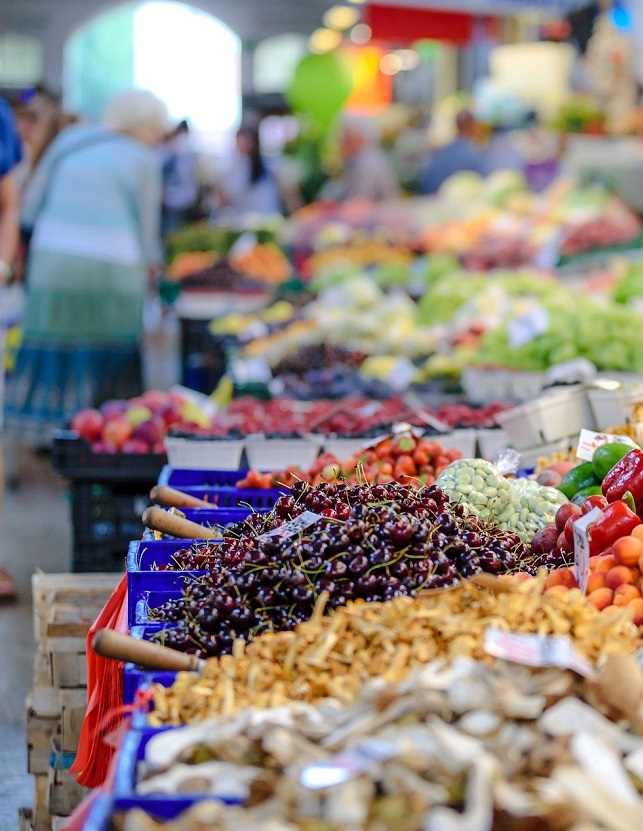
[59,688,87,754]
[32,571,120,644]
[47,766,88,818]
[25,694,60,775]
[33,773,51,831]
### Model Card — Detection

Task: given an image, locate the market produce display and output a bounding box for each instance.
[147,480,531,658]
[148,572,637,724]
[435,457,566,542]
[112,652,643,831]
[235,433,462,488]
[70,390,213,453]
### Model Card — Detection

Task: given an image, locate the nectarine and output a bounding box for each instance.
[545,568,578,589]
[613,584,641,606]
[544,585,570,598]
[628,597,643,626]
[587,587,614,610]
[591,554,617,573]
[632,525,643,542]
[586,571,607,594]
[605,566,638,590]
[613,536,643,568]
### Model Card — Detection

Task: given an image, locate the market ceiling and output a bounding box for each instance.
[0,0,596,42]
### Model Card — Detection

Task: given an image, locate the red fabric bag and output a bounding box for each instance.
[69,575,128,788]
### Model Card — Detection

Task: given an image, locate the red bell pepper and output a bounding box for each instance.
[602,448,643,514]
[589,499,641,556]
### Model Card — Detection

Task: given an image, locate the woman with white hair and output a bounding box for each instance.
[5,89,167,446]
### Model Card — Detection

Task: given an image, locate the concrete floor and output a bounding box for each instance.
[0,451,72,830]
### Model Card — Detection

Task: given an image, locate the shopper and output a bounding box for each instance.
[217,123,282,216]
[159,119,200,234]
[0,96,23,599]
[4,89,167,449]
[336,116,399,202]
[418,109,486,195]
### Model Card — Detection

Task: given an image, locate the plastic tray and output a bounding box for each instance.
[587,384,643,430]
[436,429,477,458]
[164,436,244,470]
[476,428,510,461]
[320,436,369,458]
[52,430,166,482]
[127,540,222,627]
[112,729,243,819]
[244,434,322,470]
[163,486,286,509]
[495,388,591,450]
[157,467,248,488]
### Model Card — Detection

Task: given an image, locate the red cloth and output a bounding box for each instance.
[70,576,128,788]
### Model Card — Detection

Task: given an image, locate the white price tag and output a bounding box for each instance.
[507,305,549,348]
[576,428,637,462]
[484,628,595,679]
[572,506,603,594]
[260,511,323,541]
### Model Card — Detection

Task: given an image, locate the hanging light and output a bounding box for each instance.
[380,52,403,76]
[350,23,372,45]
[323,5,360,30]
[309,27,343,53]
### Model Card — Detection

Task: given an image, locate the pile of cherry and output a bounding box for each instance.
[150,481,530,658]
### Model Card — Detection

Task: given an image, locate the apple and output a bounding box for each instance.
[156,401,182,427]
[103,415,133,449]
[122,438,149,454]
[133,415,164,446]
[141,390,171,411]
[125,405,153,427]
[72,408,104,442]
[101,399,129,420]
[92,440,118,454]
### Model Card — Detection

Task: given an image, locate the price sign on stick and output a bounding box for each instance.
[484,628,595,679]
[572,506,602,594]
[260,511,324,541]
[576,429,637,462]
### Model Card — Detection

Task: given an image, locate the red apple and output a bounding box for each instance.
[156,401,182,427]
[133,415,164,446]
[121,438,149,454]
[92,440,118,454]
[141,390,171,411]
[72,408,104,442]
[100,399,129,420]
[102,415,133,449]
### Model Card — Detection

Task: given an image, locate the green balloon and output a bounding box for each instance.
[287,51,353,131]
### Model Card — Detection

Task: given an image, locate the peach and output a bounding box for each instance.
[613,584,642,606]
[544,585,570,598]
[637,550,643,574]
[601,604,621,617]
[587,587,614,611]
[549,461,576,476]
[586,571,607,594]
[612,536,643,568]
[632,525,643,542]
[545,568,578,589]
[592,554,617,573]
[605,566,638,590]
[628,598,643,626]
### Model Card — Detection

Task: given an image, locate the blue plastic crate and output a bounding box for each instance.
[157,466,248,488]
[112,729,244,819]
[141,507,261,540]
[83,794,113,831]
[123,625,180,705]
[169,486,285,509]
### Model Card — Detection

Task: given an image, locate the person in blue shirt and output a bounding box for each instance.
[0,95,22,600]
[418,109,486,195]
